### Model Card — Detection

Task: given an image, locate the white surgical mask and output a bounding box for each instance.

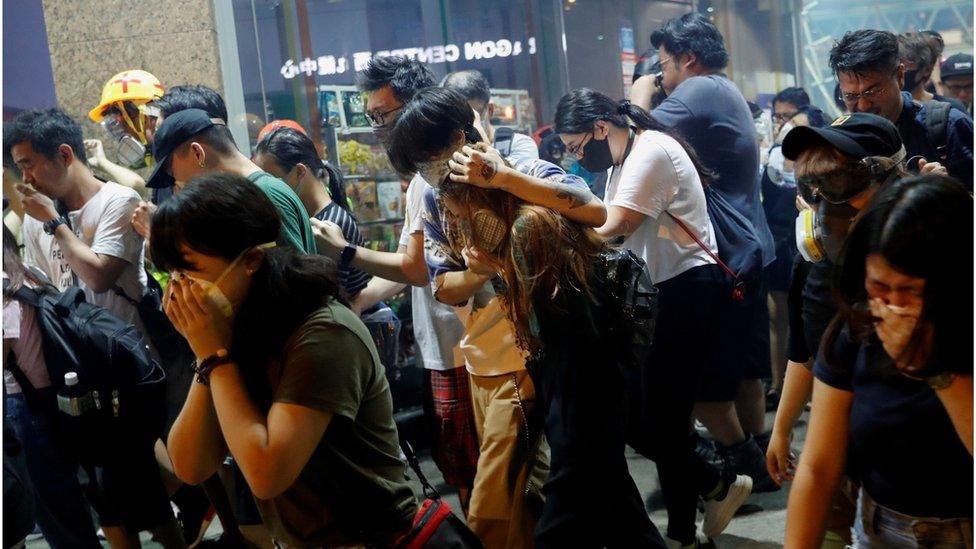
[175,242,276,317]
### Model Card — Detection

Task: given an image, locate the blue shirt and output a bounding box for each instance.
[814,328,973,518]
[652,75,776,266]
[895,91,974,190]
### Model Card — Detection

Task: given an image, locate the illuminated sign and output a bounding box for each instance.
[280,37,537,79]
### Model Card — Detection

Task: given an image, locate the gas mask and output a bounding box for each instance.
[794,201,860,263]
[794,152,904,264]
[173,242,276,318]
[102,103,158,168]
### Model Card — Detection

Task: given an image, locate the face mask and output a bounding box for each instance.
[578,132,614,172]
[176,242,276,317]
[417,157,453,188]
[116,135,148,168]
[775,121,796,145]
[902,69,920,92]
[781,169,796,188]
[794,201,859,264]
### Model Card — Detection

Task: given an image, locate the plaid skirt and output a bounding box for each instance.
[423,367,480,488]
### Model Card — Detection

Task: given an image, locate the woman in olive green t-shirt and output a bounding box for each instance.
[154,173,416,548]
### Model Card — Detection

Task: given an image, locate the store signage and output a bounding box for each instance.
[280,37,537,79]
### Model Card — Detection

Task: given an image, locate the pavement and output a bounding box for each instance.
[26,408,806,548]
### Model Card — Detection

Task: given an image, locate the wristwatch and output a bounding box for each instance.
[339,244,357,268]
[42,216,68,236]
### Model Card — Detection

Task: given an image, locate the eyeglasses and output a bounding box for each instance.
[945,82,973,94]
[566,132,593,159]
[659,56,675,70]
[840,72,898,104]
[774,111,799,123]
[364,106,404,128]
[798,175,870,205]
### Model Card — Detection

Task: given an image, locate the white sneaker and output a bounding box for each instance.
[702,474,752,538]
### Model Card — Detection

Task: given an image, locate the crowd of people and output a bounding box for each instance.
[2,10,973,549]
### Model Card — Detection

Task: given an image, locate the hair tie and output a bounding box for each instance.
[616,101,631,115]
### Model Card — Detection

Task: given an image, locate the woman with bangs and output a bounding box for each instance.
[785,175,973,547]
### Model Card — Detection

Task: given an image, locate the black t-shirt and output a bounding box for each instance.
[786,258,837,365]
[314,203,371,299]
[814,328,973,518]
[785,257,812,362]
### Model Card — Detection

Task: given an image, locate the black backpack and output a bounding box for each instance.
[921,100,951,162]
[3,279,166,465]
[600,248,659,370]
[493,126,516,158]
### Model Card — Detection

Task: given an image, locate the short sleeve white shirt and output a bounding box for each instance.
[22,182,148,331]
[607,130,717,284]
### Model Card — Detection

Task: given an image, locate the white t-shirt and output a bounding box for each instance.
[22,181,148,332]
[607,130,717,284]
[506,132,539,164]
[398,174,465,371]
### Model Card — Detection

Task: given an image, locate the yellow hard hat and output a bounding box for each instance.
[89,70,165,122]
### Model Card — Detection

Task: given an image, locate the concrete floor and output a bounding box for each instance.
[26,408,806,548]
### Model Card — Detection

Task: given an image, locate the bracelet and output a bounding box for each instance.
[192,349,231,386]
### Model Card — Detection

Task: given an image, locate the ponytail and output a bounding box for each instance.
[321,160,353,214]
[555,88,716,184]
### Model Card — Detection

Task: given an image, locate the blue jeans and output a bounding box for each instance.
[5,392,101,549]
[854,488,973,548]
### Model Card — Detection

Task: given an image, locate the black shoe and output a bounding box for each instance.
[171,485,212,544]
[719,435,779,493]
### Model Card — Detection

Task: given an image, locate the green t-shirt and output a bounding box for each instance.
[254,300,416,547]
[247,171,317,254]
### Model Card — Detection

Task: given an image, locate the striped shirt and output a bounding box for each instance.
[314,203,371,299]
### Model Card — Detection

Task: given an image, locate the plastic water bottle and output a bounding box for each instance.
[57,372,93,417]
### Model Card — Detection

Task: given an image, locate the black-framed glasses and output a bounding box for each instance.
[566,132,593,159]
[798,174,870,205]
[365,106,404,128]
[774,111,799,124]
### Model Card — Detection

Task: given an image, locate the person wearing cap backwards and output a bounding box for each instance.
[763,112,911,548]
[942,53,974,115]
[87,70,164,192]
[147,108,316,254]
[828,30,973,189]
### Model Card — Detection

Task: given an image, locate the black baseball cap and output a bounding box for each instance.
[782,112,903,161]
[146,108,225,189]
[941,53,974,80]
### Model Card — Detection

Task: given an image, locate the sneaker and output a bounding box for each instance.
[702,474,752,538]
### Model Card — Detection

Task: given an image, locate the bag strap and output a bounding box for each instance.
[921,100,951,160]
[666,211,736,280]
[666,211,745,301]
[3,351,44,412]
[399,434,440,500]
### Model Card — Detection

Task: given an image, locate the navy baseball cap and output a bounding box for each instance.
[941,53,974,80]
[782,112,904,161]
[146,109,225,189]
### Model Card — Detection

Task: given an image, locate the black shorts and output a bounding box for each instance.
[82,442,174,532]
[697,269,772,402]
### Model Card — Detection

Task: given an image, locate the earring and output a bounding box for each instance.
[199,160,206,168]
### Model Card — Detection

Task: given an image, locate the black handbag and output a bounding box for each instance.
[600,248,660,370]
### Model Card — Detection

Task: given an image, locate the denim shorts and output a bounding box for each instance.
[854,488,973,548]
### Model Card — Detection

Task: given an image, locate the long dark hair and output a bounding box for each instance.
[150,173,343,411]
[254,127,351,213]
[554,88,716,184]
[823,175,973,377]
[2,225,43,298]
